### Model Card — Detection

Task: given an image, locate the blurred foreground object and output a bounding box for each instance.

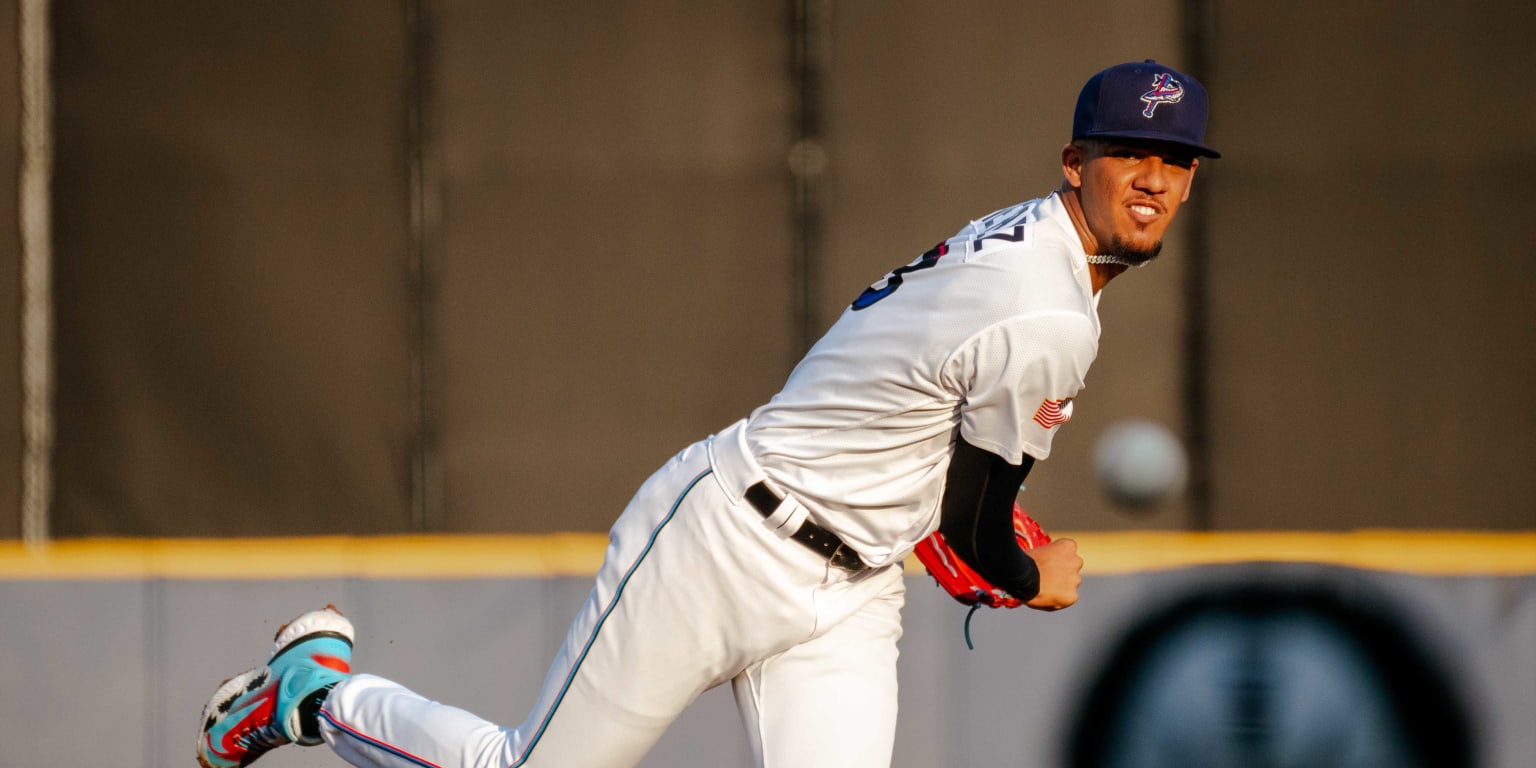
[1066,570,1477,767]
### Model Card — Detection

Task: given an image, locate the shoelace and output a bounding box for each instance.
[212,670,290,759]
[234,720,289,754]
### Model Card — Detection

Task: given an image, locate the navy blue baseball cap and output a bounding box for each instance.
[1073,60,1220,158]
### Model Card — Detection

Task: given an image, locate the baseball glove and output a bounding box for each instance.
[914,503,1052,609]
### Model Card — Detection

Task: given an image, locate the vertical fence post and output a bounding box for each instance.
[1180,0,1215,531]
[405,0,442,531]
[20,0,53,546]
[788,0,830,359]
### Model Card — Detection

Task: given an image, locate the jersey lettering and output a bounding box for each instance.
[972,224,1025,251]
[851,242,948,311]
[971,208,1019,235]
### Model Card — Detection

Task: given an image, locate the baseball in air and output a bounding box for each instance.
[1093,419,1188,509]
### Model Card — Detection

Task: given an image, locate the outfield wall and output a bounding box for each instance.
[3,2,1534,541]
[2,535,1532,767]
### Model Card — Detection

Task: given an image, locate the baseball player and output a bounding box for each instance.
[196,59,1217,768]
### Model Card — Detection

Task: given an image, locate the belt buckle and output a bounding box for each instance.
[828,543,867,571]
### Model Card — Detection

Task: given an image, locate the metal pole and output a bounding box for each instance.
[1181,0,1215,531]
[405,0,441,530]
[789,0,830,358]
[20,0,54,545]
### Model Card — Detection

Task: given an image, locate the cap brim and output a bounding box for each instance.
[1078,129,1221,159]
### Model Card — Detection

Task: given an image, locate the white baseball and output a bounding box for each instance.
[1093,419,1188,509]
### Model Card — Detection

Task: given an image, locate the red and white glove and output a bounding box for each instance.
[913,503,1052,609]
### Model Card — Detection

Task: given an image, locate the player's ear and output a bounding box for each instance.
[1061,142,1086,188]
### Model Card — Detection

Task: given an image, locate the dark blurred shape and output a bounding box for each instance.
[1066,571,1477,768]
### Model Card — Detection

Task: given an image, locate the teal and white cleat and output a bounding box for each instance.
[196,606,354,768]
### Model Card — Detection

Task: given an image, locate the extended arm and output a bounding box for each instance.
[934,437,1082,610]
[938,438,1039,600]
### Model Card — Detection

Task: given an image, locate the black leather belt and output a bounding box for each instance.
[744,481,869,571]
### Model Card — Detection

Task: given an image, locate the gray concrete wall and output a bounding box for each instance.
[0,564,1528,767]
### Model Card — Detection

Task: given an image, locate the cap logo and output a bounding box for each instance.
[1139,73,1184,118]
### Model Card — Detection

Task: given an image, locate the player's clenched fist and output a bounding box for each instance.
[1025,538,1083,611]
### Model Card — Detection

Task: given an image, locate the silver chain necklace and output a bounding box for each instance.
[1084,254,1141,267]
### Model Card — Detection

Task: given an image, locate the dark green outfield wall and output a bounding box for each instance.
[0,1,1532,538]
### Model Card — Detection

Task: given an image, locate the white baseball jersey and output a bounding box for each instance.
[746,190,1102,566]
[312,190,1102,768]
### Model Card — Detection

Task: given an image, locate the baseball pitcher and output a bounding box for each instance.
[196,59,1217,768]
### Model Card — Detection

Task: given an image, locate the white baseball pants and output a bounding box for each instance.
[317,421,907,768]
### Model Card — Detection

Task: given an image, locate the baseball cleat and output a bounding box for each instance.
[196,606,355,768]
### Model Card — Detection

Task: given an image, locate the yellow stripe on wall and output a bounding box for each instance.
[0,534,610,579]
[0,531,1532,580]
[1041,530,1536,576]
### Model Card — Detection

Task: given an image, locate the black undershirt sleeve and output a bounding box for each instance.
[938,437,1040,601]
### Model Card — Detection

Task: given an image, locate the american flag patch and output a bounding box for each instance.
[1032,398,1072,429]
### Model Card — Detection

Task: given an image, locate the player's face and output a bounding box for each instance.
[1062,139,1199,264]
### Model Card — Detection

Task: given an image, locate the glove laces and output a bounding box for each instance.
[963,604,982,650]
